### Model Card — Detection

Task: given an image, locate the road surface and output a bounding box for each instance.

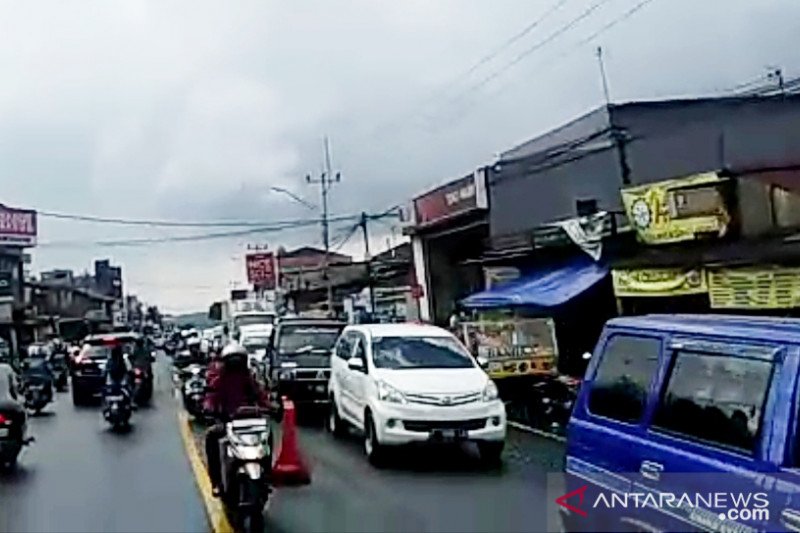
[0,356,208,533]
[265,421,565,533]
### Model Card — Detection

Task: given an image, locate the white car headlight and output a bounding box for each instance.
[377,381,407,404]
[482,380,499,402]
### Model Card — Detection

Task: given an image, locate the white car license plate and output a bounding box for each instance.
[106,395,124,401]
[0,428,9,438]
[433,429,466,440]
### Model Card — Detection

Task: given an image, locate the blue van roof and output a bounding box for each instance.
[607,314,800,343]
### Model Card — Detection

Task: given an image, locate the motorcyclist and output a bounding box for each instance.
[0,363,25,440]
[103,344,132,398]
[20,345,54,394]
[204,342,271,496]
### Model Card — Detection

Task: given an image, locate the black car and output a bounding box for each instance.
[267,318,345,409]
[71,333,143,406]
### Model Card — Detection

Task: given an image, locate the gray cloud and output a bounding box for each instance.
[1,0,798,311]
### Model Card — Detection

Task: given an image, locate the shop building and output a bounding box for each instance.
[0,204,37,353]
[458,94,800,379]
[404,168,489,325]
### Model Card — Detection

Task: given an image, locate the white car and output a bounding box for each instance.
[327,323,506,466]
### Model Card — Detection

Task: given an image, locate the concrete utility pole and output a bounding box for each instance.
[596,46,611,106]
[306,136,340,313]
[359,212,376,315]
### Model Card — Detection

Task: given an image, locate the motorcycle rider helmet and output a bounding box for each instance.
[220,342,248,371]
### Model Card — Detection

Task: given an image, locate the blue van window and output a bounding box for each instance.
[653,350,772,453]
[588,334,660,423]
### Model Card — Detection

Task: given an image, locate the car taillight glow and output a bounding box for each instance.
[134,368,142,376]
[0,413,8,425]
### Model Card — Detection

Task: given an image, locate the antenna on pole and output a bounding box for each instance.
[596,46,612,106]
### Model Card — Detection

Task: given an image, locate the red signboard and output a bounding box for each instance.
[413,170,485,227]
[246,252,276,289]
[0,204,37,247]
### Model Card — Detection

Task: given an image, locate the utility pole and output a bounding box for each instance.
[596,46,611,106]
[306,136,340,314]
[360,212,376,315]
[769,67,785,96]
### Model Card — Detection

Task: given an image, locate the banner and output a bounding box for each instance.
[246,252,276,289]
[0,204,37,247]
[621,172,729,244]
[460,318,558,379]
[612,267,707,297]
[709,266,800,309]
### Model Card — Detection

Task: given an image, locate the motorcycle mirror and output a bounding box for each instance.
[582,351,592,360]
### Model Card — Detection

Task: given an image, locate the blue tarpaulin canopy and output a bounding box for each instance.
[460,259,609,310]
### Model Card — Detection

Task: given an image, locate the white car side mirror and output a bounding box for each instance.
[347,357,364,372]
[476,356,489,369]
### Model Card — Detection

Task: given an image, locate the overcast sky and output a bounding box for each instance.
[1,0,797,313]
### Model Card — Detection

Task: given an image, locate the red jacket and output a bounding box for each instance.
[204,365,268,418]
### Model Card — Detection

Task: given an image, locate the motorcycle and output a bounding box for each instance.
[0,405,33,471]
[102,385,133,430]
[181,364,207,418]
[51,352,69,392]
[217,407,274,533]
[21,377,53,416]
[132,366,153,406]
[526,375,580,435]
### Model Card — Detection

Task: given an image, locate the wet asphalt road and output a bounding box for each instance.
[264,419,565,533]
[0,356,207,533]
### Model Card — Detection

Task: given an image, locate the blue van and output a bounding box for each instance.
[563,315,800,533]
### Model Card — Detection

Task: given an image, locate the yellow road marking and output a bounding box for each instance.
[177,410,234,533]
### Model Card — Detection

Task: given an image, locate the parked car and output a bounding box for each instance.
[267,318,345,410]
[562,314,800,533]
[327,323,506,466]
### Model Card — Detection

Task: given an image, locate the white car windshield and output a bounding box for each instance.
[277,326,342,355]
[372,336,475,370]
[242,336,270,348]
[235,315,274,327]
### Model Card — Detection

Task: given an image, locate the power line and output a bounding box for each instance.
[444,0,614,107]
[442,0,574,89]
[38,210,279,228]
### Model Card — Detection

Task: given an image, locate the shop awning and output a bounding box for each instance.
[461,259,609,309]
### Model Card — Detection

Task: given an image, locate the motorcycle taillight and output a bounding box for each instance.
[0,413,8,425]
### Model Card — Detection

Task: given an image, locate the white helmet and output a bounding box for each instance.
[221,342,248,360]
[186,337,201,347]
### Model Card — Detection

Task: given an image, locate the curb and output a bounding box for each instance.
[177,410,234,533]
[508,420,566,443]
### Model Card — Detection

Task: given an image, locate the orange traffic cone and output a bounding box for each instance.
[272,397,311,486]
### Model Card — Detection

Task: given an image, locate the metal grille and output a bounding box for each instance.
[405,391,481,407]
[402,419,487,433]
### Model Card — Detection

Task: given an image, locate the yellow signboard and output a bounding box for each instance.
[460,318,557,379]
[621,172,730,244]
[612,268,707,297]
[709,266,800,309]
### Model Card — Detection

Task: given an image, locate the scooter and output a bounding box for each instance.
[102,385,133,430]
[51,353,69,392]
[132,366,153,406]
[218,407,274,533]
[0,404,33,471]
[526,375,579,435]
[21,377,53,416]
[181,364,207,417]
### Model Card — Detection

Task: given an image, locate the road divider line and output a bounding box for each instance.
[507,420,566,443]
[177,410,233,533]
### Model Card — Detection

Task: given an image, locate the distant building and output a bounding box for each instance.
[278,246,351,275]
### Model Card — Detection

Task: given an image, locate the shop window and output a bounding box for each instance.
[653,351,772,453]
[588,335,661,423]
[669,185,724,219]
[772,186,800,229]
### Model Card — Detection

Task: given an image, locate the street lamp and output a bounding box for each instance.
[270,187,317,211]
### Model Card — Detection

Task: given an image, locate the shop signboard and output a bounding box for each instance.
[621,172,729,244]
[708,266,800,309]
[0,205,37,247]
[413,169,487,227]
[460,318,558,379]
[246,252,276,290]
[612,267,707,297]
